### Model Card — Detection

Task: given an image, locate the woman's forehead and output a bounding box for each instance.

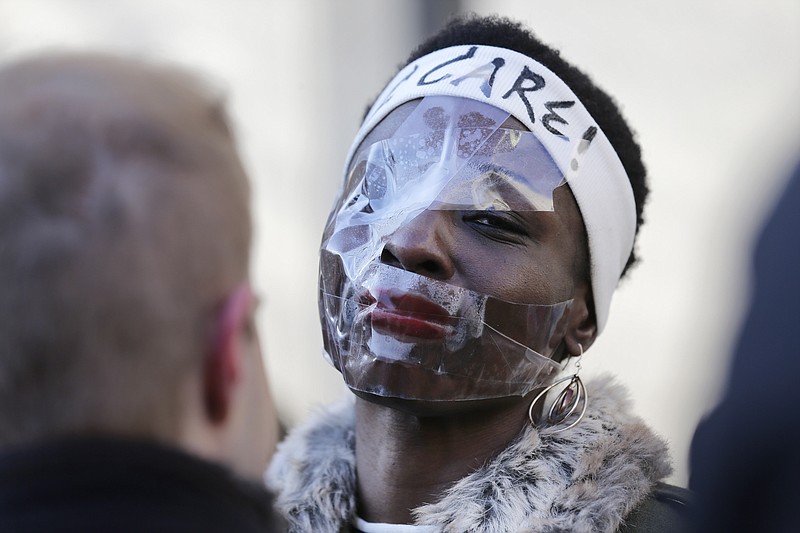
[354,100,420,154]
[353,97,529,160]
[341,95,568,218]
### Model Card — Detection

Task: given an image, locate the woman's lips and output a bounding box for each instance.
[368,289,456,341]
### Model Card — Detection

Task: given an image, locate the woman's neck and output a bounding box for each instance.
[354,395,531,524]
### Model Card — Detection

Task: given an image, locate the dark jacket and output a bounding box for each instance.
[619,482,691,532]
[0,436,283,533]
[690,165,800,532]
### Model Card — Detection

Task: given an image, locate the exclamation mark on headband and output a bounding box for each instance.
[570,126,597,172]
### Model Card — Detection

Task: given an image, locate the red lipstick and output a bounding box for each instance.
[369,289,455,341]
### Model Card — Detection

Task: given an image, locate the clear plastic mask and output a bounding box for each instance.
[320,96,572,401]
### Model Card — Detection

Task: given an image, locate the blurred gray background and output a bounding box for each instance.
[2,0,798,486]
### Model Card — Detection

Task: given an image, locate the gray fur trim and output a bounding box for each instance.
[267,376,672,533]
[266,397,357,532]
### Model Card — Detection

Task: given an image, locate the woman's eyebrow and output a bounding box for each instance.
[470,161,527,184]
[465,162,563,212]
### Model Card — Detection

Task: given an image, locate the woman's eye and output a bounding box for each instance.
[463,210,529,240]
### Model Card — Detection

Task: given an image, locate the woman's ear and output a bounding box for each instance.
[564,281,597,356]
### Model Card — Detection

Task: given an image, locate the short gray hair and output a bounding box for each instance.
[0,53,251,446]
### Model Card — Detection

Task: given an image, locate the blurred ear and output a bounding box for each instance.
[203,283,253,424]
[564,281,598,356]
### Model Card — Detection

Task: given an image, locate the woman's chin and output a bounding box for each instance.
[350,386,523,419]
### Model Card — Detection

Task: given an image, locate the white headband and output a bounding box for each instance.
[343,45,636,333]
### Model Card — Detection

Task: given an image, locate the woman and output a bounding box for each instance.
[268,15,690,532]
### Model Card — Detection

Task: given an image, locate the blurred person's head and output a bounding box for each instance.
[0,53,276,481]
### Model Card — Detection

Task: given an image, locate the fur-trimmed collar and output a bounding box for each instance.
[267,375,672,533]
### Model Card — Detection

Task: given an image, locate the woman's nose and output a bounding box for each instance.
[380,210,455,281]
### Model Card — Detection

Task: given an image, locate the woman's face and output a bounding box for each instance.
[319,97,594,403]
[377,172,584,305]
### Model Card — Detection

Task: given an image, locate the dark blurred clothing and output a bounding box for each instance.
[0,437,283,533]
[690,164,800,532]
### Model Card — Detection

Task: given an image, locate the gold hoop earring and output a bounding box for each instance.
[528,343,588,433]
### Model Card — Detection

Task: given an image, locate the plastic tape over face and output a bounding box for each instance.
[320,257,568,400]
[319,96,570,401]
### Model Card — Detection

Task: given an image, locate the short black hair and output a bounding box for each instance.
[403,14,648,276]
